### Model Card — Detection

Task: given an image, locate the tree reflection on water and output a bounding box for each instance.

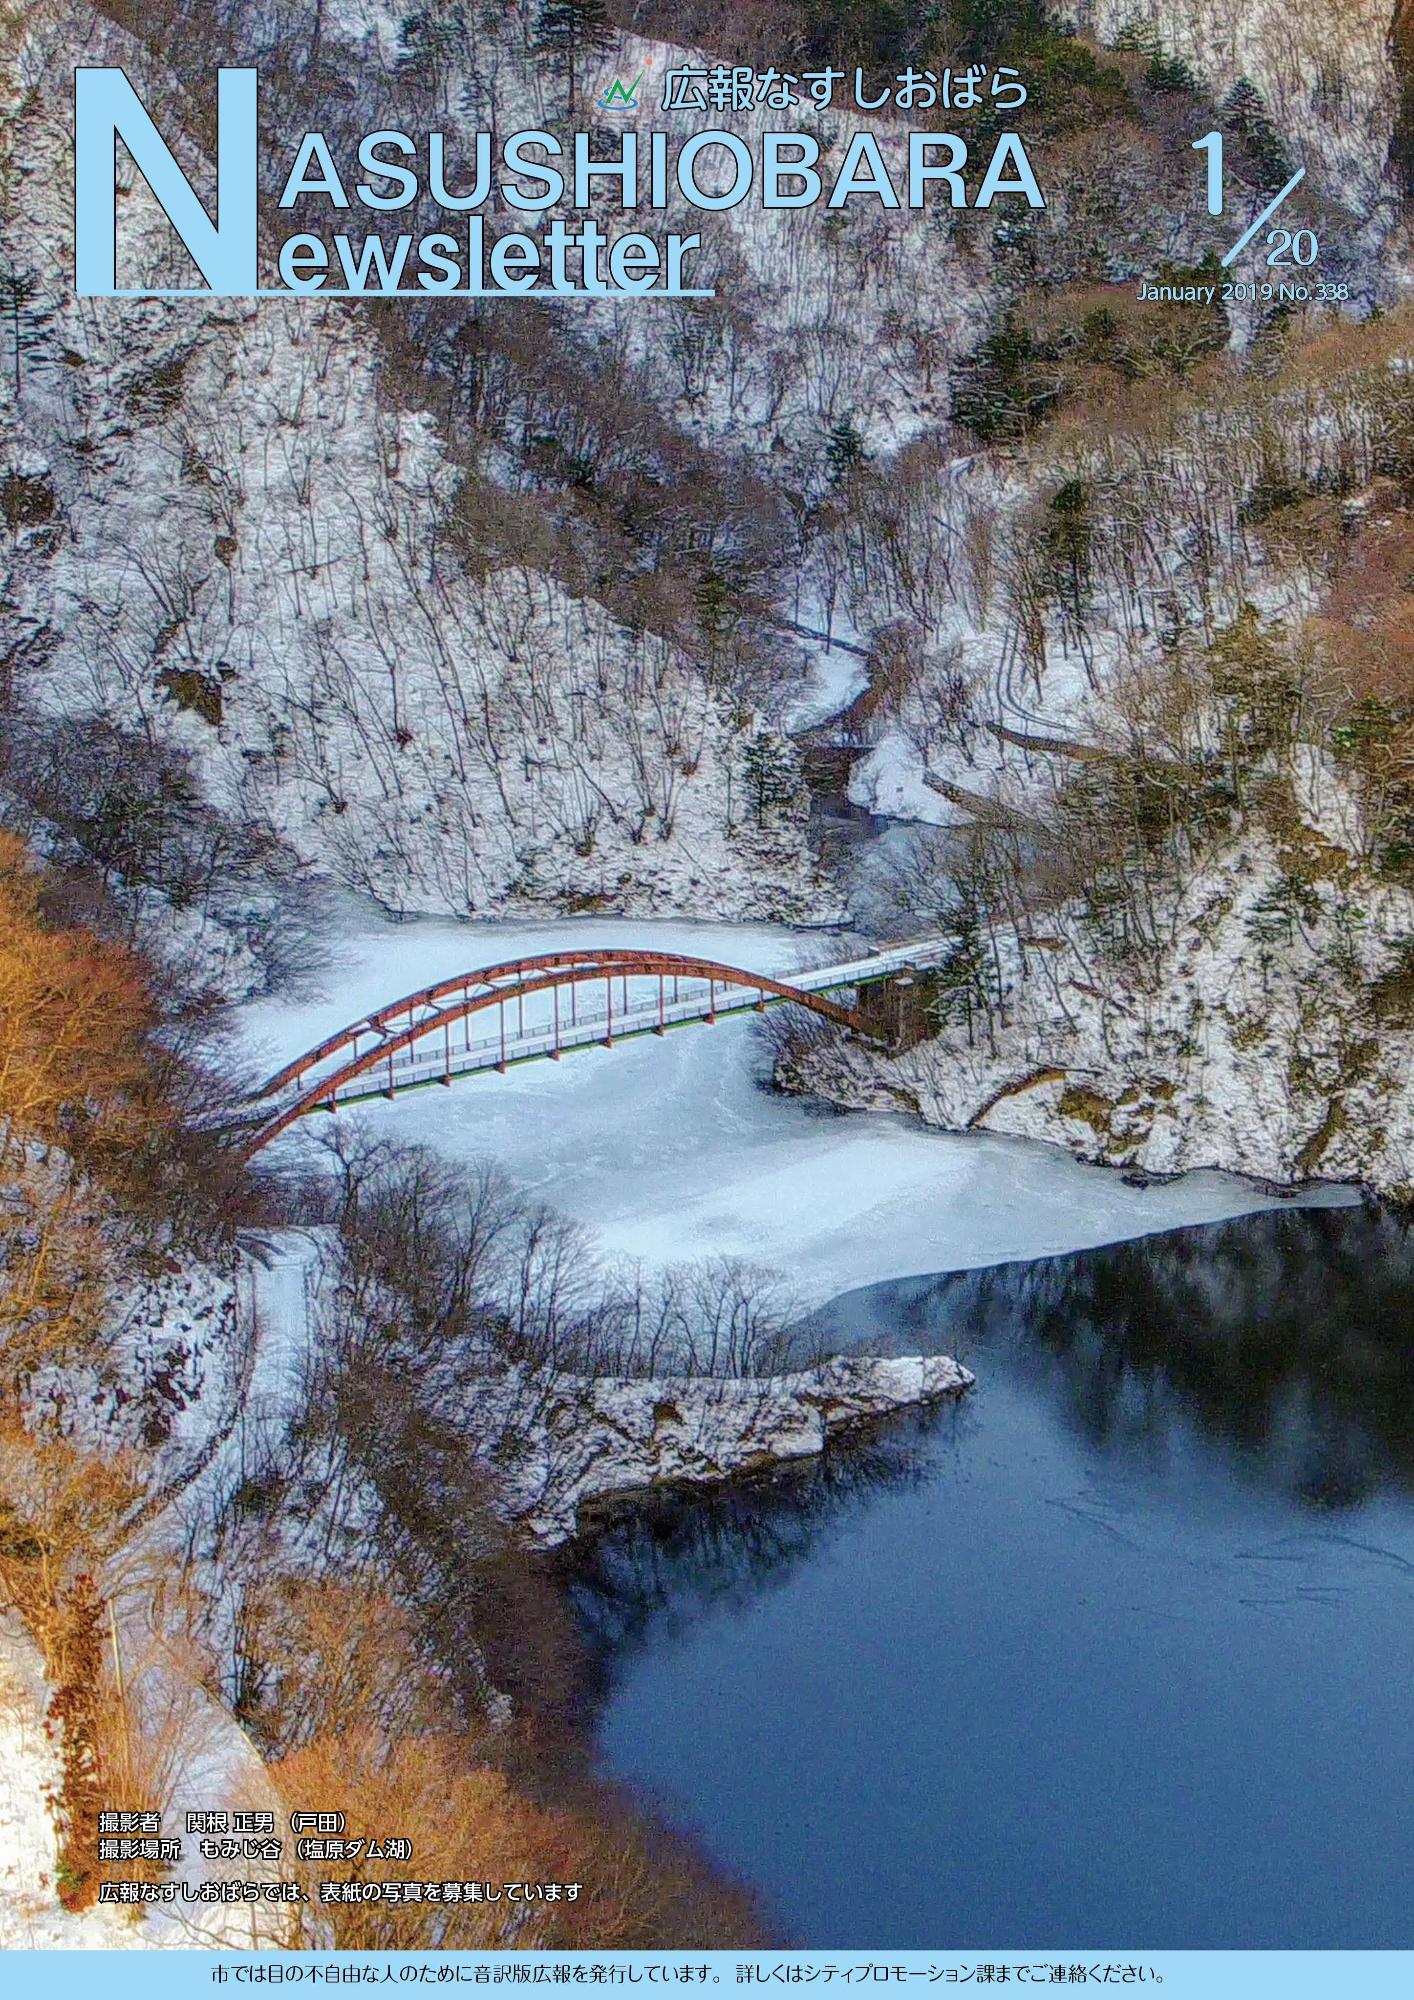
[566,1410,950,1668]
[572,1201,1414,1678]
[829,1200,1414,1512]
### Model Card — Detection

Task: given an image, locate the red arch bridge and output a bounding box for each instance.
[241,941,945,1153]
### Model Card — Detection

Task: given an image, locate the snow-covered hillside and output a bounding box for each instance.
[2,8,836,941]
[6,0,1409,962]
[785,814,1414,1198]
[1081,0,1399,226]
[9,0,1414,1955]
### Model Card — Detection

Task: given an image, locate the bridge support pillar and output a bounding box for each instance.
[854,967,937,1052]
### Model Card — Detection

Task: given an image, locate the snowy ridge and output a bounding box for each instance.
[285,1232,971,1554]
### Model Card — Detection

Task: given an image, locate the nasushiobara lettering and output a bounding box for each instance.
[72,67,1046,299]
[269,128,1046,298]
[275,126,1047,217]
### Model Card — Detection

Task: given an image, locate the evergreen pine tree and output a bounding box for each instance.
[929,892,995,1046]
[824,418,868,483]
[0,265,41,402]
[1224,76,1293,192]
[951,311,1057,444]
[1045,479,1093,619]
[695,568,731,638]
[1143,49,1199,94]
[1225,75,1264,125]
[532,0,613,118]
[1112,18,1159,55]
[397,3,470,105]
[743,734,801,828]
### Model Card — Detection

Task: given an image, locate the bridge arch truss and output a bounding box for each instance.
[245,948,896,1152]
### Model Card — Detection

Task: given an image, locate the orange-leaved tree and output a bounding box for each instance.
[273,1728,770,1950]
[0,830,172,1394]
[0,832,173,1903]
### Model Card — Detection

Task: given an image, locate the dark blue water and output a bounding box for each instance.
[575,1205,1414,1947]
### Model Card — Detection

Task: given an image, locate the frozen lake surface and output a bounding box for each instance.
[241,905,1357,1305]
[241,909,1401,1948]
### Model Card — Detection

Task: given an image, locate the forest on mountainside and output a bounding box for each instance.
[3,0,1414,1947]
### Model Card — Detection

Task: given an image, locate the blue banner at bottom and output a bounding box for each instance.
[1,1952,1410,1998]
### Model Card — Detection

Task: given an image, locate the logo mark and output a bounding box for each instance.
[597,59,651,113]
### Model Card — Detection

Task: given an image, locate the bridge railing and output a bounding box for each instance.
[255,980,790,1114]
[243,939,947,1151]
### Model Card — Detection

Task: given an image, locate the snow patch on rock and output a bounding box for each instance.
[493,1353,974,1547]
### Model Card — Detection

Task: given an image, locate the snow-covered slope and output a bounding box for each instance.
[1082,0,1399,224]
[0,1614,144,1949]
[7,0,1407,952]
[1,7,830,932]
[0,1606,290,1948]
[786,816,1414,1198]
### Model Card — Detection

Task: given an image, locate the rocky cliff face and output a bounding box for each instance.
[497,1352,975,1547]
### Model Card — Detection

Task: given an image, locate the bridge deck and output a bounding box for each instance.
[247,939,944,1137]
